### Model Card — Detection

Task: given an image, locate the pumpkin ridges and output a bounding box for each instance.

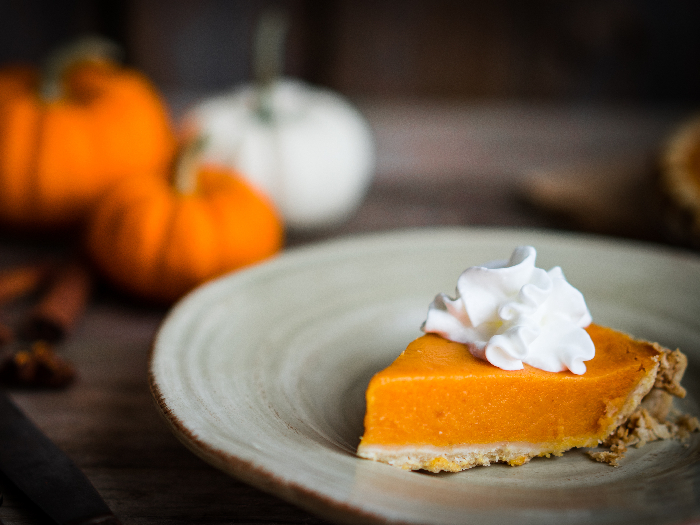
[203,168,284,269]
[135,191,180,299]
[0,69,167,227]
[89,176,173,299]
[35,104,95,224]
[88,176,193,303]
[72,63,176,178]
[85,165,284,303]
[0,56,176,230]
[66,61,175,180]
[0,95,41,223]
[25,107,46,223]
[115,188,174,299]
[158,196,220,298]
[85,178,130,282]
[206,197,249,275]
[149,190,185,302]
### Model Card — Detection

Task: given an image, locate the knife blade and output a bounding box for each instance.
[0,390,120,525]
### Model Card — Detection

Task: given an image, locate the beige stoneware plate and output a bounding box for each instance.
[150,227,700,525]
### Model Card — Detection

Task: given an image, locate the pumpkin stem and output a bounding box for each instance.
[173,136,208,195]
[39,36,122,102]
[252,8,289,122]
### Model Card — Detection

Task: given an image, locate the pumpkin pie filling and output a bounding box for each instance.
[358,324,682,471]
[357,247,697,472]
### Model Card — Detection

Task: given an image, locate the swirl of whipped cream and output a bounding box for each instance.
[422,246,594,374]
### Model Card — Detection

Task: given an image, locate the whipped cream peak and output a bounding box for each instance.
[422,246,594,374]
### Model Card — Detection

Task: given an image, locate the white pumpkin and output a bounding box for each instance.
[183,78,375,231]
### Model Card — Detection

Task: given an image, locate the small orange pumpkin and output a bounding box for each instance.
[0,38,176,229]
[85,140,284,303]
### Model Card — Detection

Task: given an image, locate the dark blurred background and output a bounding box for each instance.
[1,0,700,104]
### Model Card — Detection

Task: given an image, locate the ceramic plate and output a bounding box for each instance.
[150,228,700,525]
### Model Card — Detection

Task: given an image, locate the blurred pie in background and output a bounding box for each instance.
[660,115,700,249]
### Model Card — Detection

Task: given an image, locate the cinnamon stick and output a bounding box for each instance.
[0,263,51,305]
[18,260,93,343]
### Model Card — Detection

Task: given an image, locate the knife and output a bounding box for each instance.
[0,390,120,525]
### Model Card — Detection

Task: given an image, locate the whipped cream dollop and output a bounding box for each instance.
[422,246,594,374]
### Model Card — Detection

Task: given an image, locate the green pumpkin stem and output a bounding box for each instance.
[39,36,122,102]
[252,8,288,122]
[173,136,209,195]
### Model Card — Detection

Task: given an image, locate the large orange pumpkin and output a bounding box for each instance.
[85,145,284,304]
[0,39,176,229]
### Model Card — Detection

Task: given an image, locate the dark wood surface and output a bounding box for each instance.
[0,101,694,525]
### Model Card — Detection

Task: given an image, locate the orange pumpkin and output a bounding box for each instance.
[85,144,284,304]
[0,39,176,229]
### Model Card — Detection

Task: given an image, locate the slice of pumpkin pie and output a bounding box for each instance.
[357,246,697,472]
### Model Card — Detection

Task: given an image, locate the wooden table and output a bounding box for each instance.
[0,101,692,524]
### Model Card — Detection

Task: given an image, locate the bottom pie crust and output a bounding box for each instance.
[358,441,590,473]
